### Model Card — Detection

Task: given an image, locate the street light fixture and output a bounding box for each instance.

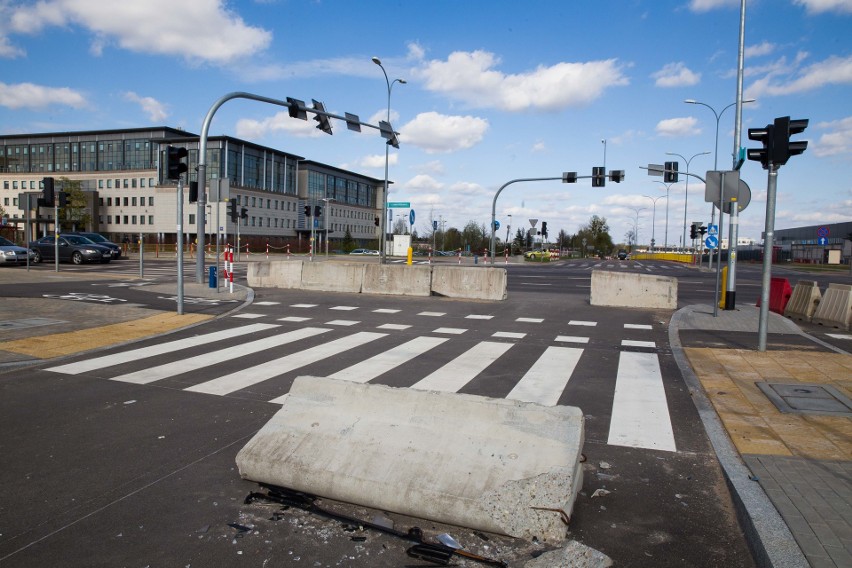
[642,196,663,252]
[373,56,406,265]
[653,181,673,251]
[628,207,645,250]
[666,151,710,251]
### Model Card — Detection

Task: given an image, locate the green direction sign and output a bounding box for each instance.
[388,201,410,208]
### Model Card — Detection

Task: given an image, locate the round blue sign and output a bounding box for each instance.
[493,220,500,231]
[705,235,718,249]
[409,209,415,225]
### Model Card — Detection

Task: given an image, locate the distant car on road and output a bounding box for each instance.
[349,248,379,255]
[29,234,113,264]
[67,232,122,259]
[0,236,36,265]
[524,249,549,260]
[617,249,628,260]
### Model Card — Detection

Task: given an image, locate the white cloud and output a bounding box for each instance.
[354,153,397,170]
[814,116,852,158]
[0,82,86,110]
[404,174,444,191]
[124,92,167,123]
[793,0,852,14]
[656,117,700,137]
[0,35,25,58]
[689,0,739,12]
[417,50,628,111]
[747,54,852,97]
[652,62,701,88]
[400,111,489,154]
[235,111,323,140]
[416,160,446,176]
[8,0,271,65]
[531,141,546,153]
[745,41,776,59]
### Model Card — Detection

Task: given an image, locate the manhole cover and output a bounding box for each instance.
[757,382,852,417]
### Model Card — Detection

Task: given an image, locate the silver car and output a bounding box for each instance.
[0,236,35,265]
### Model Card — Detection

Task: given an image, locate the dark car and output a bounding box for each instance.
[68,232,122,259]
[617,249,628,260]
[29,234,112,264]
[0,236,36,265]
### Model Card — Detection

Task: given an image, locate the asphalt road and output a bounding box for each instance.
[1,256,846,566]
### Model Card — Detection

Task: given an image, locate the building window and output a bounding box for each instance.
[98,180,103,189]
[123,197,129,206]
[189,214,195,225]
[140,178,146,188]
[123,215,129,224]
[148,196,154,206]
[131,215,137,224]
[140,216,145,225]
[132,197,137,206]
[107,216,112,224]
[148,215,154,224]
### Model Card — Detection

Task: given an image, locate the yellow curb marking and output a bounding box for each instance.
[0,313,212,358]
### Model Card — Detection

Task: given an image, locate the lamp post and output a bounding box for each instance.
[372,57,406,264]
[653,181,673,251]
[642,196,663,252]
[684,98,755,266]
[629,207,645,250]
[322,197,334,256]
[505,214,512,253]
[666,151,710,252]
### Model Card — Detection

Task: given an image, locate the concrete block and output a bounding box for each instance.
[812,283,852,330]
[361,263,432,297]
[431,265,508,301]
[247,260,303,289]
[590,270,677,310]
[236,376,584,543]
[300,262,364,293]
[784,280,821,322]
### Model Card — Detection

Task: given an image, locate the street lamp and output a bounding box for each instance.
[505,214,512,253]
[653,181,673,251]
[373,56,406,264]
[666,151,710,251]
[322,197,334,256]
[628,207,645,250]
[642,196,663,252]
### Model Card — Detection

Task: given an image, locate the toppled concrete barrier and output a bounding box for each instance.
[301,262,364,293]
[362,263,432,297]
[247,260,303,288]
[784,280,821,322]
[431,265,508,300]
[236,376,584,542]
[590,270,677,310]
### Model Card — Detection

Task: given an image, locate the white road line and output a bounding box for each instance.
[418,311,446,317]
[111,327,331,385]
[506,346,583,406]
[373,309,401,314]
[607,352,676,452]
[290,304,317,308]
[826,334,852,340]
[433,328,467,334]
[622,340,656,348]
[492,331,526,339]
[325,320,359,326]
[232,313,266,319]
[410,341,513,393]
[465,315,494,320]
[46,323,281,375]
[516,317,544,323]
[193,331,387,398]
[568,320,597,326]
[555,335,589,344]
[624,324,653,330]
[330,306,358,311]
[377,323,411,330]
[328,336,449,383]
[253,301,280,306]
[278,316,311,322]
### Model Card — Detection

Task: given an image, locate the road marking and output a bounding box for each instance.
[624,324,653,330]
[418,311,446,317]
[330,306,358,311]
[492,331,526,339]
[608,351,676,452]
[232,313,266,319]
[377,323,411,330]
[568,320,596,326]
[194,332,387,398]
[278,316,311,322]
[46,323,281,375]
[465,315,494,320]
[326,320,360,326]
[555,335,589,344]
[506,346,583,406]
[328,336,449,384]
[254,301,280,306]
[516,317,544,323]
[290,304,317,308]
[622,340,656,348]
[826,334,852,340]
[411,341,513,393]
[111,327,331,385]
[373,309,401,314]
[433,327,467,334]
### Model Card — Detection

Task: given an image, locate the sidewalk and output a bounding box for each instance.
[671,303,852,568]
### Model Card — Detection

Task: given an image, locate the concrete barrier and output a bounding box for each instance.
[590,270,677,310]
[300,261,364,293]
[236,376,584,543]
[784,280,822,322]
[247,260,303,289]
[431,265,508,300]
[811,283,852,330]
[361,263,432,297]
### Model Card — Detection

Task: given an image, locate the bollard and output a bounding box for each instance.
[208,266,217,288]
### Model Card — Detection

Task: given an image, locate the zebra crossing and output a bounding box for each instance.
[44,306,678,453]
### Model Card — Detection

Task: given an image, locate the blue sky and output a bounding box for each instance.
[1,0,850,247]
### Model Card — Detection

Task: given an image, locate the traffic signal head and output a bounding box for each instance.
[374,216,380,226]
[747,123,773,169]
[314,205,321,217]
[592,166,606,187]
[304,205,311,217]
[228,200,238,222]
[541,222,548,238]
[58,191,67,208]
[562,171,578,183]
[189,181,198,203]
[690,224,698,240]
[771,116,808,166]
[664,161,679,183]
[610,170,625,183]
[240,207,248,220]
[311,99,333,135]
[165,145,188,180]
[41,177,55,207]
[287,97,307,120]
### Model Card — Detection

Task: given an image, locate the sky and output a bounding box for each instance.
[1,0,851,248]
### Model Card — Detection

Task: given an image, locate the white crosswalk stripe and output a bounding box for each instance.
[45,323,676,452]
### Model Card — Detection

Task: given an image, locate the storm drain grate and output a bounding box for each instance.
[757,382,852,417]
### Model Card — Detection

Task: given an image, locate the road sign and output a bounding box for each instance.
[388,202,410,208]
[529,218,538,227]
[705,235,718,249]
[409,209,415,225]
[707,224,718,236]
[493,220,500,231]
[817,226,829,238]
[818,237,828,246]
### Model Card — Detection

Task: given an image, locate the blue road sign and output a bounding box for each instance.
[409,209,415,225]
[707,224,718,236]
[818,237,828,246]
[705,235,718,249]
[493,220,500,231]
[817,226,829,238]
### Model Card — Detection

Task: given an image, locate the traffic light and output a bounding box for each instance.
[228,200,238,222]
[312,99,333,135]
[690,224,698,240]
[747,123,773,169]
[41,177,55,207]
[165,145,188,180]
[188,181,198,203]
[240,207,248,220]
[374,216,380,226]
[610,170,625,183]
[304,205,311,217]
[562,171,578,183]
[771,116,808,166]
[699,226,707,237]
[541,222,548,238]
[314,205,321,217]
[58,191,67,208]
[664,161,679,183]
[592,166,605,187]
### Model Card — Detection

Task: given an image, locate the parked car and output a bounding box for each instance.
[68,232,122,259]
[524,249,549,260]
[349,249,380,255]
[617,249,628,260]
[29,234,113,264]
[0,236,36,265]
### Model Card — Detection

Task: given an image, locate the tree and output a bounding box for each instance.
[443,227,462,251]
[341,228,355,252]
[512,227,525,254]
[576,215,614,257]
[460,220,488,253]
[57,177,91,232]
[392,217,407,235]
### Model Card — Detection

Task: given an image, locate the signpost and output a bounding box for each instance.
[388,202,410,208]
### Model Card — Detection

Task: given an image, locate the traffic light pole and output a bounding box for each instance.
[489,177,564,261]
[757,165,778,352]
[176,177,185,315]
